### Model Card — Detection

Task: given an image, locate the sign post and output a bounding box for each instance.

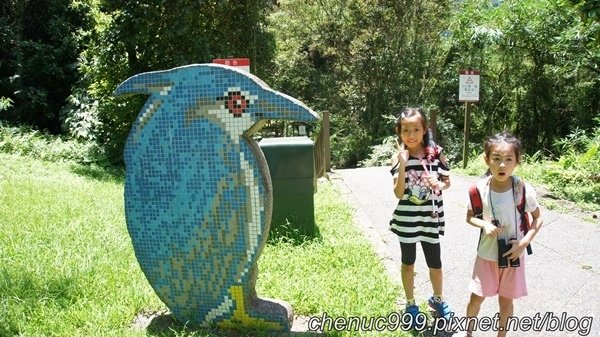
[212,58,251,73]
[458,69,480,169]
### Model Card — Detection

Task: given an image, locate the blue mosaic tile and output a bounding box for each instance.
[114,64,318,330]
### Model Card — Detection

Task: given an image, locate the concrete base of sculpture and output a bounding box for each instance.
[132,299,295,334]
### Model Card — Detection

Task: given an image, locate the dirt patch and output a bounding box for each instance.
[131,310,322,336]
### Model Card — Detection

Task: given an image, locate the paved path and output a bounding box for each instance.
[332,167,599,337]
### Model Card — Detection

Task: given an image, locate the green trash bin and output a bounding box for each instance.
[259,136,315,237]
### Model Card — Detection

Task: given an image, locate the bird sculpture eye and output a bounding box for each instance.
[219,90,251,117]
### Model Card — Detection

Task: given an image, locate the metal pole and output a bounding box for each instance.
[462,102,471,169]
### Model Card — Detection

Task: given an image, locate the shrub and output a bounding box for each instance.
[0,125,107,166]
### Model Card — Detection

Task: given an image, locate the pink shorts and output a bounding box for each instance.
[469,256,527,299]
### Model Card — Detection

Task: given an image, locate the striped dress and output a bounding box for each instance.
[389,147,450,244]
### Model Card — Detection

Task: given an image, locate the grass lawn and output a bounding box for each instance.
[0,153,412,337]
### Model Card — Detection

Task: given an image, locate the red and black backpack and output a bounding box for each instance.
[468,177,533,255]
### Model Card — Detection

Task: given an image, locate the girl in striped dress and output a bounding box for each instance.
[389,108,452,326]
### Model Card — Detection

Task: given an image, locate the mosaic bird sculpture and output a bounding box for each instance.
[114,64,318,330]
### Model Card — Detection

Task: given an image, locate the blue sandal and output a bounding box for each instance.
[428,296,452,320]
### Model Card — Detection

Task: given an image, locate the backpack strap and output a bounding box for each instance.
[468,184,483,220]
[513,177,533,255]
[468,184,485,251]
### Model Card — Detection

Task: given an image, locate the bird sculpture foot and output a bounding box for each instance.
[216,285,292,331]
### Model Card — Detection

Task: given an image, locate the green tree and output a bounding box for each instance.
[569,0,600,21]
[437,0,599,158]
[75,0,277,164]
[0,0,93,133]
[269,0,451,167]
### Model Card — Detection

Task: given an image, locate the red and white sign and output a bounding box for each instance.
[459,69,480,102]
[213,58,250,73]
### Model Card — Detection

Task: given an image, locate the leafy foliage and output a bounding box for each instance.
[0,0,94,133]
[431,0,600,161]
[269,0,452,167]
[0,97,12,112]
[458,117,600,210]
[72,0,278,164]
[0,0,599,170]
[569,0,600,21]
[540,118,600,208]
[0,125,107,165]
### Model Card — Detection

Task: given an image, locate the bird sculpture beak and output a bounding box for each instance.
[253,90,319,123]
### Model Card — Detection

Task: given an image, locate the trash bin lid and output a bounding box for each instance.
[259,136,313,147]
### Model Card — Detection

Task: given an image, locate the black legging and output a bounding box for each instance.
[399,241,442,269]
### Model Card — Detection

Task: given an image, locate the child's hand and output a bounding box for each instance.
[395,138,408,165]
[483,222,504,238]
[503,239,526,260]
[426,175,442,190]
